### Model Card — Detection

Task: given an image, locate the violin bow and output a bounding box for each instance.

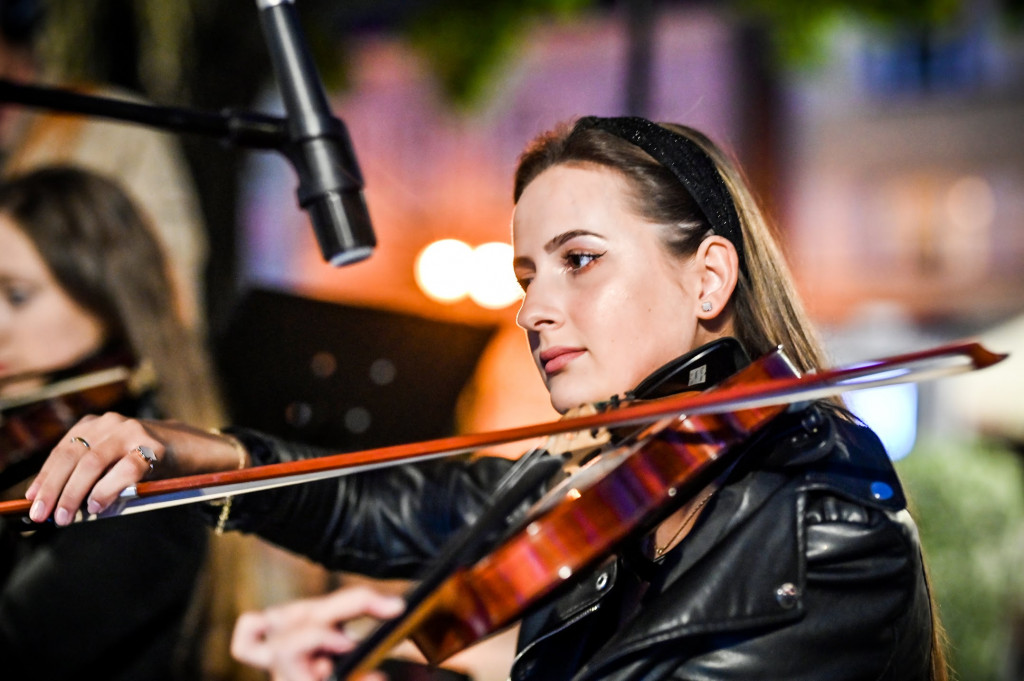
[0,340,1005,523]
[0,365,134,412]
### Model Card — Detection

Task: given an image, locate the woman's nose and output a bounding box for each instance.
[515,284,561,331]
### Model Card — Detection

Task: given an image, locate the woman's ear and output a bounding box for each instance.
[694,235,739,320]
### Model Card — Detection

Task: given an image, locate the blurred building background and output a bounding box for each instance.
[5,0,1024,679]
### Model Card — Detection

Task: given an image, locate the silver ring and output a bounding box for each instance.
[132,445,158,470]
[70,436,91,449]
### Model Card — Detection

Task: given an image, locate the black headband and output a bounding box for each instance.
[572,116,745,272]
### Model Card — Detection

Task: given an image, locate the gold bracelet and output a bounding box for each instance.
[210,429,247,536]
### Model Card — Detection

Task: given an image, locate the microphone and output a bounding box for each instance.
[255,0,375,266]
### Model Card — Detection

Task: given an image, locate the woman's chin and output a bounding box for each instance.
[548,384,605,415]
[548,393,581,415]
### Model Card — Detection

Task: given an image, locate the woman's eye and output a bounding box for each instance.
[3,284,36,308]
[565,251,603,272]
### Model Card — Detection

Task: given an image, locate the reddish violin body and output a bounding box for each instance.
[341,346,802,674]
[0,349,147,489]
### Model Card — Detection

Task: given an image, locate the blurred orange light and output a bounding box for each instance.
[469,242,522,309]
[415,239,473,303]
[416,239,522,309]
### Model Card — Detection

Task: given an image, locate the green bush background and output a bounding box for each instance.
[896,437,1024,680]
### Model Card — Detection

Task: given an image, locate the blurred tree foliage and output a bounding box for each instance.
[35,0,1023,110]
[400,0,593,106]
[735,0,963,63]
[736,0,1024,65]
[37,0,595,109]
[896,437,1024,681]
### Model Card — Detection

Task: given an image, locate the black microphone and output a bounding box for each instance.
[256,0,375,266]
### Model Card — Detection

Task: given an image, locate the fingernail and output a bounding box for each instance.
[29,499,45,522]
[87,498,101,515]
[54,507,69,526]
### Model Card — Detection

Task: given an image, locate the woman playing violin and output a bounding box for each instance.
[0,166,224,679]
[26,118,948,680]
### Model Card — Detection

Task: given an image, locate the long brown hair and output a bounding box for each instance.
[0,165,224,428]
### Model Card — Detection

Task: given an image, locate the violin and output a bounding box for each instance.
[329,339,1006,677]
[332,343,801,677]
[0,348,154,491]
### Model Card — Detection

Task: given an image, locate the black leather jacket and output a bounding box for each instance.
[220,403,934,681]
[0,392,209,681]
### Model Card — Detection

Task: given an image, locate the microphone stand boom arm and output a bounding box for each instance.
[0,79,290,152]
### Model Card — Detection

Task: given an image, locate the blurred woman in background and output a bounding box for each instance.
[0,166,223,679]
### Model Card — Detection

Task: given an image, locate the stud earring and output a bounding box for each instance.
[701,301,712,312]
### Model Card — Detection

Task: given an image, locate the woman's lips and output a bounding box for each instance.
[540,347,585,375]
